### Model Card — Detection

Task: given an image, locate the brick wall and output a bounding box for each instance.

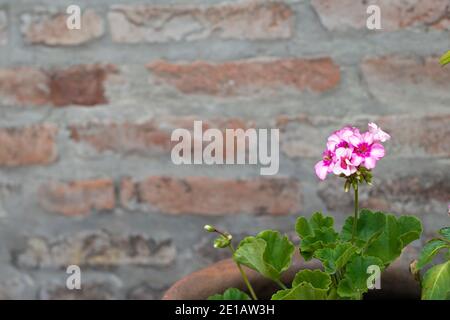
[0,0,448,299]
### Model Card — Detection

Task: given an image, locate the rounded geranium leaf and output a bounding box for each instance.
[397,215,423,247]
[292,269,331,290]
[310,212,334,230]
[340,209,386,248]
[234,230,295,281]
[296,212,334,239]
[337,256,384,300]
[271,282,328,300]
[365,214,422,266]
[258,230,295,276]
[314,242,358,274]
[299,227,339,261]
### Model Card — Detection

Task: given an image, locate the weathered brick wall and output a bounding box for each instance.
[0,0,448,299]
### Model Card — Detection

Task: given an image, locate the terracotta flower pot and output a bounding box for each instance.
[163,254,420,300]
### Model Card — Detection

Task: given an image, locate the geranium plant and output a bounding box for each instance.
[205,123,423,300]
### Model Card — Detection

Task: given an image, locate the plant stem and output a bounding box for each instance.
[275,279,288,290]
[351,183,359,243]
[331,274,338,287]
[228,244,258,300]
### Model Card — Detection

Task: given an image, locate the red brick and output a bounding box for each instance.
[0,124,57,166]
[319,173,449,216]
[133,176,301,215]
[49,64,117,107]
[361,175,449,211]
[38,179,115,216]
[0,64,117,107]
[376,114,450,157]
[119,177,137,208]
[21,9,104,46]
[69,117,254,156]
[361,55,450,108]
[147,58,340,96]
[15,230,176,269]
[277,113,450,159]
[70,120,172,154]
[276,114,340,159]
[108,2,293,43]
[0,67,50,106]
[311,0,450,31]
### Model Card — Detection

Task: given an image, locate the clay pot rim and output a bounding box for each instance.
[163,255,421,300]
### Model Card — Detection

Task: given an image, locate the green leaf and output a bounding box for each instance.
[259,230,295,274]
[296,213,338,260]
[364,215,401,265]
[314,242,358,274]
[310,212,334,230]
[208,288,251,300]
[365,214,422,266]
[271,282,328,300]
[234,230,295,281]
[439,227,450,242]
[340,209,386,248]
[397,215,423,246]
[300,227,338,261]
[326,287,339,300]
[417,239,450,270]
[296,217,313,238]
[337,256,384,300]
[295,212,333,238]
[440,51,450,66]
[292,269,331,289]
[421,261,450,300]
[234,237,267,274]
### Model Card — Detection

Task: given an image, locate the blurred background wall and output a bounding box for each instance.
[0,0,448,299]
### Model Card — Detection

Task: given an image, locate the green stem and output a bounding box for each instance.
[275,279,288,290]
[337,269,343,281]
[229,244,258,300]
[331,274,338,287]
[351,183,359,243]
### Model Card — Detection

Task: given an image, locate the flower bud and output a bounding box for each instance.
[344,180,351,193]
[214,237,231,249]
[409,260,420,282]
[204,225,216,232]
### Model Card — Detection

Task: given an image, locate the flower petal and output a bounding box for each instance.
[349,135,361,147]
[332,164,342,176]
[362,132,374,145]
[364,157,377,169]
[335,147,347,157]
[327,134,341,151]
[369,122,390,142]
[368,122,378,132]
[315,161,329,180]
[351,154,363,166]
[371,143,385,159]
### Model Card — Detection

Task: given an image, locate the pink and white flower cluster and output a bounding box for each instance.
[315,123,390,180]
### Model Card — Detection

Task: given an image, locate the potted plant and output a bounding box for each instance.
[164,123,429,300]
